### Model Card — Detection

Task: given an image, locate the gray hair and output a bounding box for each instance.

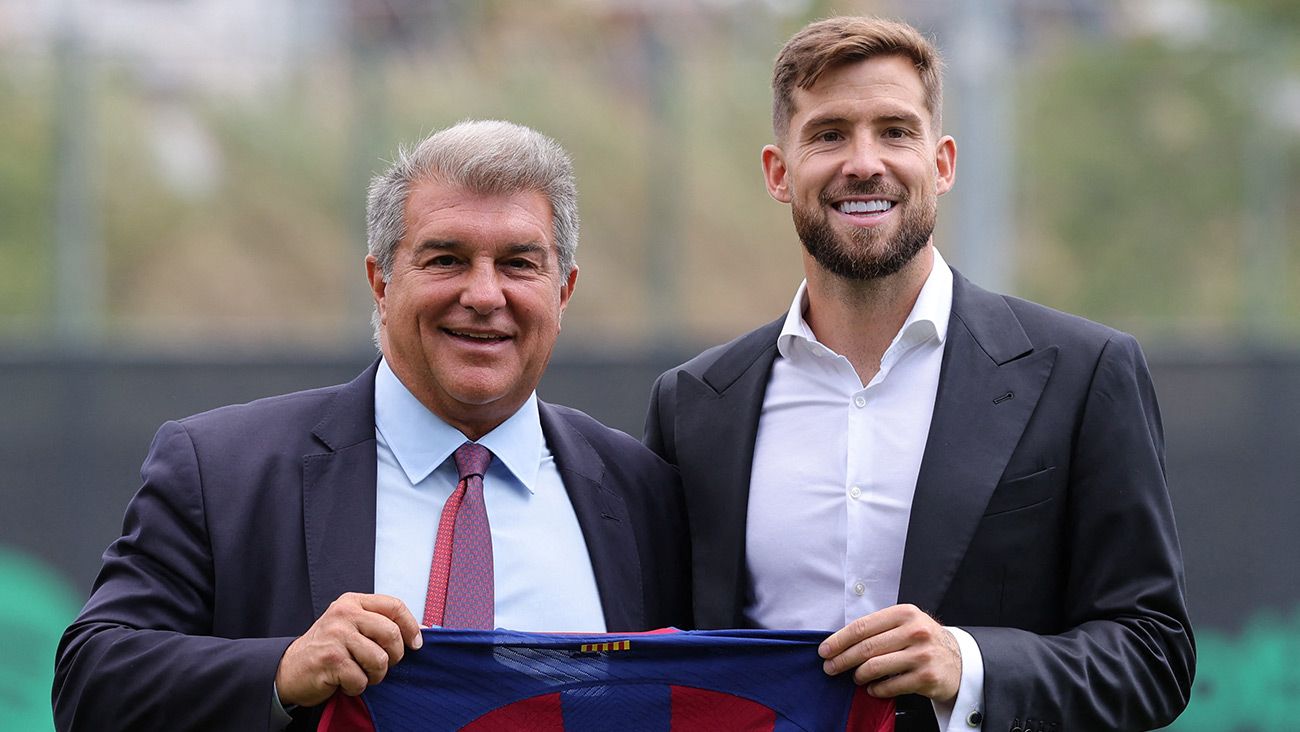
[365,120,580,342]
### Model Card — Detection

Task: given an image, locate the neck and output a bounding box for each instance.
[803,244,934,384]
[379,348,513,442]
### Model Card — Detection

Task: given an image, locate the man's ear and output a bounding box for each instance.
[761,144,793,203]
[934,135,957,196]
[553,263,579,328]
[366,255,386,324]
[557,265,578,323]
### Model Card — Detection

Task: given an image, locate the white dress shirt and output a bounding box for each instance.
[372,358,606,632]
[745,250,984,730]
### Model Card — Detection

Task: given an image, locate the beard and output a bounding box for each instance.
[792,179,935,281]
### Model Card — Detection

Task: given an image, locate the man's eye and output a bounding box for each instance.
[504,259,536,270]
[817,131,843,143]
[885,128,909,139]
[429,255,458,267]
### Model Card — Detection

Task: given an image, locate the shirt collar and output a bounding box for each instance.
[777,248,954,360]
[374,358,542,493]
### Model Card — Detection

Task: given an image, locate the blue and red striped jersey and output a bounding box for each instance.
[318,627,893,731]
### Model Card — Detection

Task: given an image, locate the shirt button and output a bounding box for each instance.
[852,581,865,596]
[966,710,983,727]
[853,395,866,408]
[849,486,862,499]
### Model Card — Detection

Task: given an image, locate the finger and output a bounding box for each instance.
[865,668,919,699]
[859,638,962,701]
[864,661,943,699]
[823,625,911,675]
[334,658,373,697]
[344,632,394,686]
[827,604,946,668]
[352,612,409,666]
[849,646,915,686]
[819,605,912,659]
[360,594,424,650]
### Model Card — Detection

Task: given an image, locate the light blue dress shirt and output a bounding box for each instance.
[372,359,606,632]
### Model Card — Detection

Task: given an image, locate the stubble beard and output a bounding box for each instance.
[793,180,936,281]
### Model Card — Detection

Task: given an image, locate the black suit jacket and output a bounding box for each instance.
[54,362,690,731]
[644,272,1193,731]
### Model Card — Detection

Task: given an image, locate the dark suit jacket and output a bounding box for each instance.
[644,271,1194,731]
[54,362,690,731]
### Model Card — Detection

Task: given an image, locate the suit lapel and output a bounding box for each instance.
[898,274,1056,612]
[675,318,783,627]
[302,362,380,619]
[539,402,643,631]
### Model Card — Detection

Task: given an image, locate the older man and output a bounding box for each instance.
[645,17,1193,732]
[54,120,689,731]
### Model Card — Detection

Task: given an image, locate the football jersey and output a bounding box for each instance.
[318,627,893,731]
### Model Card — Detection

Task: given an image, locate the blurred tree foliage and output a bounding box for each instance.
[1219,0,1300,29]
[97,74,356,346]
[0,0,1296,349]
[0,71,55,332]
[1018,38,1249,333]
[1016,7,1299,342]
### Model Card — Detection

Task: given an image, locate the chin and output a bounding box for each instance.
[447,385,511,408]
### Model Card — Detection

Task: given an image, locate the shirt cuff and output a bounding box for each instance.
[931,626,984,731]
[271,681,295,728]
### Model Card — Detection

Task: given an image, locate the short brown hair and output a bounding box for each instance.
[771,17,945,140]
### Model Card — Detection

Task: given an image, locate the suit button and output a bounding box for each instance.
[965,710,982,727]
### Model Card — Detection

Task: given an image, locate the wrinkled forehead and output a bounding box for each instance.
[789,55,932,126]
[780,52,938,139]
[402,182,554,246]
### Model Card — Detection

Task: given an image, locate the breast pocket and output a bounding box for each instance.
[983,466,1057,516]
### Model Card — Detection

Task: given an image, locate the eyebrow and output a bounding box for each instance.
[411,239,550,258]
[412,239,458,254]
[503,242,548,257]
[799,110,926,133]
[800,114,850,133]
[877,112,925,128]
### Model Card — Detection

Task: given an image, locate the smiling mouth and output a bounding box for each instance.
[444,328,510,343]
[835,199,894,215]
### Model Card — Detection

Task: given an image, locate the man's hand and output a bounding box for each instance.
[819,603,962,703]
[274,593,423,708]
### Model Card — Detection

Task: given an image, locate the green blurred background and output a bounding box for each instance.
[2,0,1297,729]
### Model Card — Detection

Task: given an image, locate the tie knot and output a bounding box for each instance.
[453,442,492,480]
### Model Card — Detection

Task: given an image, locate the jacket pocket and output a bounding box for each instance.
[983,466,1057,516]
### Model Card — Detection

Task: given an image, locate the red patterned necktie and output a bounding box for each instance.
[422,442,494,629]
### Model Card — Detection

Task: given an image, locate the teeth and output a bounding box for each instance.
[450,330,503,340]
[837,199,892,214]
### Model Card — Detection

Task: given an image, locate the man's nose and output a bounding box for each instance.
[459,261,507,314]
[841,137,887,179]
